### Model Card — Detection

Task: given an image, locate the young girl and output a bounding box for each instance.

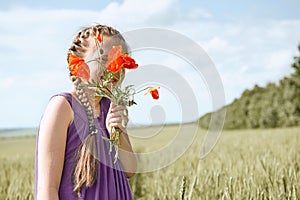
[35,24,137,200]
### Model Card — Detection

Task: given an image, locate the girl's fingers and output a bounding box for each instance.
[108,116,128,124]
[109,122,123,128]
[111,105,127,113]
[108,121,127,132]
[109,112,128,119]
[107,114,128,129]
[106,102,129,134]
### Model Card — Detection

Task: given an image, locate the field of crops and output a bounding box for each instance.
[0,125,299,199]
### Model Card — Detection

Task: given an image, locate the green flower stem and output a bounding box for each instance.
[110,127,121,163]
[135,87,150,94]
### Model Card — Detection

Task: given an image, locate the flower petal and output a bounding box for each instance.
[145,86,160,100]
[77,62,90,81]
[108,45,123,63]
[107,57,124,73]
[97,33,102,43]
[106,46,124,73]
[150,89,159,99]
[122,54,138,69]
[68,54,90,81]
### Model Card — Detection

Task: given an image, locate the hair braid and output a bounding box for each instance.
[71,76,98,196]
[72,77,97,133]
[67,24,126,197]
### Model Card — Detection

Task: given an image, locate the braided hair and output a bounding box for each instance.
[67,24,127,196]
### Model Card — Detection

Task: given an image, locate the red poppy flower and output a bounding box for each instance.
[106,45,138,73]
[145,86,160,100]
[108,46,123,62]
[150,89,159,99]
[107,56,124,73]
[68,54,90,81]
[122,54,138,69]
[107,46,123,73]
[97,33,102,43]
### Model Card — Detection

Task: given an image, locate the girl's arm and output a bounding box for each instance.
[118,130,137,178]
[106,103,137,178]
[37,96,73,200]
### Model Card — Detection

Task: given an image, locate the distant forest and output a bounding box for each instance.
[199,44,300,129]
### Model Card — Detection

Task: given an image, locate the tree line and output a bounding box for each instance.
[199,44,300,129]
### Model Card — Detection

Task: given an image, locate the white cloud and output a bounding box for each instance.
[202,37,228,51]
[185,8,213,20]
[265,49,293,70]
[98,0,180,28]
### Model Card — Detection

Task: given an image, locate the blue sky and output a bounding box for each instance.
[0,0,299,128]
[1,0,299,19]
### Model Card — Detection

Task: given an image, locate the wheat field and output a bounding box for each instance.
[0,126,299,199]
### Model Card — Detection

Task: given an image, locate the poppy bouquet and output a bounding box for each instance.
[68,32,160,162]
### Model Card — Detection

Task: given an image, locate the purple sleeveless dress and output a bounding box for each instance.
[35,92,133,200]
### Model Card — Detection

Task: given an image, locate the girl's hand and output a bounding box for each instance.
[106,102,129,134]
